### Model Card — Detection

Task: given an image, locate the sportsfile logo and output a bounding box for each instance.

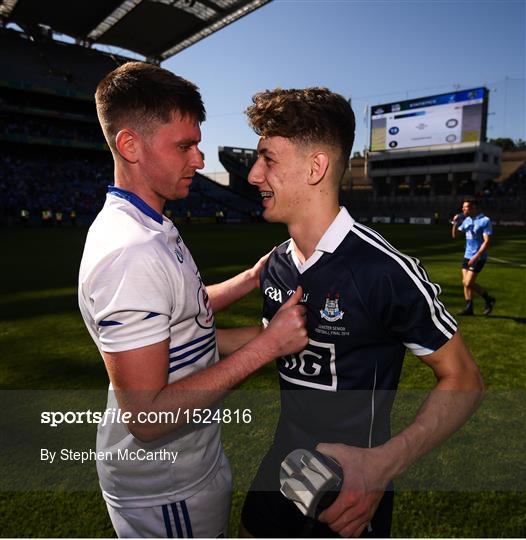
[40,407,252,427]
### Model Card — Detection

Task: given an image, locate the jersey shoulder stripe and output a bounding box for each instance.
[353,223,457,332]
[352,223,457,338]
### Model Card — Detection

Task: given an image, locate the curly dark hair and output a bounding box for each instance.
[246,87,355,174]
[95,61,205,151]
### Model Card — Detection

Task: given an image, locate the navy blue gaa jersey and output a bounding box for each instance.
[261,220,457,451]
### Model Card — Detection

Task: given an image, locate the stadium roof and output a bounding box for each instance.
[0,0,271,62]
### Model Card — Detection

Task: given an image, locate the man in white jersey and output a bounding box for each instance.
[78,62,308,538]
[239,88,485,538]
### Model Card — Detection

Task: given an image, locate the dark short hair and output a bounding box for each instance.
[95,61,205,151]
[463,199,479,207]
[246,87,355,174]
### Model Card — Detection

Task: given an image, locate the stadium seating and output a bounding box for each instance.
[0,27,262,226]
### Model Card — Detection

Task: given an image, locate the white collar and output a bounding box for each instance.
[286,207,354,273]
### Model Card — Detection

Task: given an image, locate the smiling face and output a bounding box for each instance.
[139,113,204,205]
[248,136,311,224]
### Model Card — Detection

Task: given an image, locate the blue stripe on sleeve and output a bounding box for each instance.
[99,319,122,326]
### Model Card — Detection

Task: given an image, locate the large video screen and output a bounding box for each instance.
[370,87,488,152]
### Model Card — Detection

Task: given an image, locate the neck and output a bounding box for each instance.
[288,199,340,263]
[114,162,165,215]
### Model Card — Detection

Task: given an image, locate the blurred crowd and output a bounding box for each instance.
[0,149,110,225]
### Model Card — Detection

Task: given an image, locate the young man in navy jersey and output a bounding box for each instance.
[452,199,496,316]
[240,88,484,538]
[79,62,308,538]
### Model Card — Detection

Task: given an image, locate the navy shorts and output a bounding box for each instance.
[241,449,394,538]
[462,257,486,273]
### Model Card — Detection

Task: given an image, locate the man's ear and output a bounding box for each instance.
[307,151,330,186]
[115,129,140,163]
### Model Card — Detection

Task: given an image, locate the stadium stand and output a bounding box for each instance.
[219,146,260,200]
[0,0,521,227]
[220,147,525,224]
[0,25,263,226]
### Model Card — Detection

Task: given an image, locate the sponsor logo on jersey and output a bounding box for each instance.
[265,286,283,303]
[287,289,310,302]
[279,338,337,391]
[320,293,344,322]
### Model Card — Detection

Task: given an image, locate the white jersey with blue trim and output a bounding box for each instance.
[260,207,457,453]
[78,186,222,508]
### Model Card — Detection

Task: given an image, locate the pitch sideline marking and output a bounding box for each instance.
[488,256,526,268]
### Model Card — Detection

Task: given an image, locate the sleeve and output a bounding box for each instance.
[458,218,468,232]
[88,245,172,353]
[482,218,493,235]
[375,258,458,356]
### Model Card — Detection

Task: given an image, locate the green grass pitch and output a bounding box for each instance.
[0,223,524,537]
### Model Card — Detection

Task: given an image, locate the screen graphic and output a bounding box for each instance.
[370,88,488,152]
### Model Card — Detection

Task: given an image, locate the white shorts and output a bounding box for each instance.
[106,453,232,538]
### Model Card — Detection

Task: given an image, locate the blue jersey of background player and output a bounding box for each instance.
[239,87,484,538]
[452,199,496,316]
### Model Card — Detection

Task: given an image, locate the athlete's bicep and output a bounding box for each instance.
[102,339,170,410]
[216,326,262,356]
[417,331,483,390]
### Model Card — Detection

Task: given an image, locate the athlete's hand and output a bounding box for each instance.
[261,286,308,358]
[468,256,478,267]
[316,443,389,538]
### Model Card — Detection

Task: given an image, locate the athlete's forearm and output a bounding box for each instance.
[127,336,274,441]
[207,268,259,313]
[207,251,271,312]
[124,289,306,441]
[113,335,267,442]
[216,326,262,356]
[377,363,483,482]
[473,237,490,260]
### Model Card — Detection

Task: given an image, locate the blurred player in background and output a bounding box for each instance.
[240,87,484,538]
[78,62,308,538]
[452,199,496,316]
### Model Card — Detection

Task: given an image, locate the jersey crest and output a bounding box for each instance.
[320,294,344,322]
[195,273,214,329]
